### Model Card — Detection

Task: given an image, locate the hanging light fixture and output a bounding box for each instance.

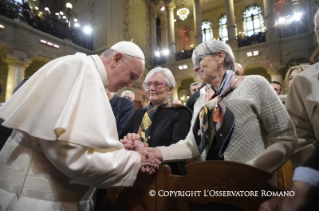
[176,4,189,21]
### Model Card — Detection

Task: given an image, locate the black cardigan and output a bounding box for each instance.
[120,105,192,175]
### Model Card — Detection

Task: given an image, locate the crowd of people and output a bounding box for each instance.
[0,0,93,50]
[237,31,266,47]
[0,4,318,211]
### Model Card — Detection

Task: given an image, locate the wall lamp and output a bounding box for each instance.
[178,65,188,70]
[40,39,59,48]
[247,50,259,57]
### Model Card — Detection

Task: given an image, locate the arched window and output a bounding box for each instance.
[243,5,265,36]
[218,15,228,42]
[202,20,213,42]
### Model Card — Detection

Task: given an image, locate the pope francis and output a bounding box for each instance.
[0,41,160,211]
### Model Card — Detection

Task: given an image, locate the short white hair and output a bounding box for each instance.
[142,67,176,91]
[192,40,235,71]
[314,8,319,29]
[121,90,135,101]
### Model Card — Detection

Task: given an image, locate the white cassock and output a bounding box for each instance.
[0,53,141,211]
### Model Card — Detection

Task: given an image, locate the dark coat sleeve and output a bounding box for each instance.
[119,108,146,139]
[115,98,135,137]
[303,144,319,171]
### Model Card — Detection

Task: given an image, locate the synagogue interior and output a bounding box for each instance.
[0,0,318,108]
[0,0,319,210]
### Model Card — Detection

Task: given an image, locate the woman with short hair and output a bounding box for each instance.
[144,40,297,173]
[120,67,192,175]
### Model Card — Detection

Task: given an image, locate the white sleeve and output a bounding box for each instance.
[39,139,141,188]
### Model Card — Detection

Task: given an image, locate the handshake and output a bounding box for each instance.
[120,133,163,174]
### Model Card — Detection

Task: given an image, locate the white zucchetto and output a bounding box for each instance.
[111,41,145,60]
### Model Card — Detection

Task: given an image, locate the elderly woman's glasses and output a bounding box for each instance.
[144,81,168,89]
[194,52,217,66]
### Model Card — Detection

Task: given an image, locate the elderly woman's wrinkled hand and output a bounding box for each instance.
[138,147,163,175]
[120,133,148,150]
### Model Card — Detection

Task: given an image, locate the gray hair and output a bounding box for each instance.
[189,82,202,92]
[314,8,319,27]
[192,40,235,71]
[142,67,176,91]
[121,90,135,101]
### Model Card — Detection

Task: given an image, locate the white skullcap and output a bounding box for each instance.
[111,41,145,60]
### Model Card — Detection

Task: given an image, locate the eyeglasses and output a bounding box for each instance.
[194,52,217,66]
[144,81,168,89]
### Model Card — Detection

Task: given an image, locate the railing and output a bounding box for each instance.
[0,0,93,50]
[237,32,266,47]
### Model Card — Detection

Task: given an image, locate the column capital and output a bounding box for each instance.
[4,54,32,69]
[175,81,182,88]
[167,2,176,10]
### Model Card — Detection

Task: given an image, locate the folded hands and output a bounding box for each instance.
[120,133,163,174]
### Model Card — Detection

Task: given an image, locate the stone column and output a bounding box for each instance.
[263,0,280,41]
[225,0,238,49]
[193,0,202,47]
[160,13,168,49]
[4,56,31,101]
[172,81,181,101]
[150,3,157,64]
[167,2,176,61]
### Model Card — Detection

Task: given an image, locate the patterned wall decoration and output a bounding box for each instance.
[127,0,150,64]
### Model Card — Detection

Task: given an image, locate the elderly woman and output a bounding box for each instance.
[120,67,192,175]
[143,40,297,173]
[285,64,310,89]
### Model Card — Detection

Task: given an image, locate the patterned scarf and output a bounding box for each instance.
[193,70,238,157]
[138,103,169,143]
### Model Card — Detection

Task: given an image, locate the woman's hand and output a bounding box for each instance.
[139,147,163,174]
[138,147,162,174]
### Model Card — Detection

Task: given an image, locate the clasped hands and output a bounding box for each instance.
[120,133,163,174]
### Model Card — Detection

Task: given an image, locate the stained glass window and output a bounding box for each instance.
[202,21,213,42]
[219,15,228,42]
[243,5,265,36]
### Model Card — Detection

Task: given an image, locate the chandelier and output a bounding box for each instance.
[177,5,189,21]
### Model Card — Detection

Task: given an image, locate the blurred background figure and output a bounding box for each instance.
[120,67,192,175]
[235,63,244,76]
[189,82,202,95]
[285,64,311,89]
[106,88,135,137]
[270,81,282,96]
[0,77,31,151]
[173,100,182,105]
[121,90,135,102]
[186,82,203,112]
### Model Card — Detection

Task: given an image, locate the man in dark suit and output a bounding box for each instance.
[106,89,135,137]
[186,82,204,112]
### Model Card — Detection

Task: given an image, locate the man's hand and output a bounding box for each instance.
[120,133,148,150]
[138,147,163,174]
[259,181,319,211]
